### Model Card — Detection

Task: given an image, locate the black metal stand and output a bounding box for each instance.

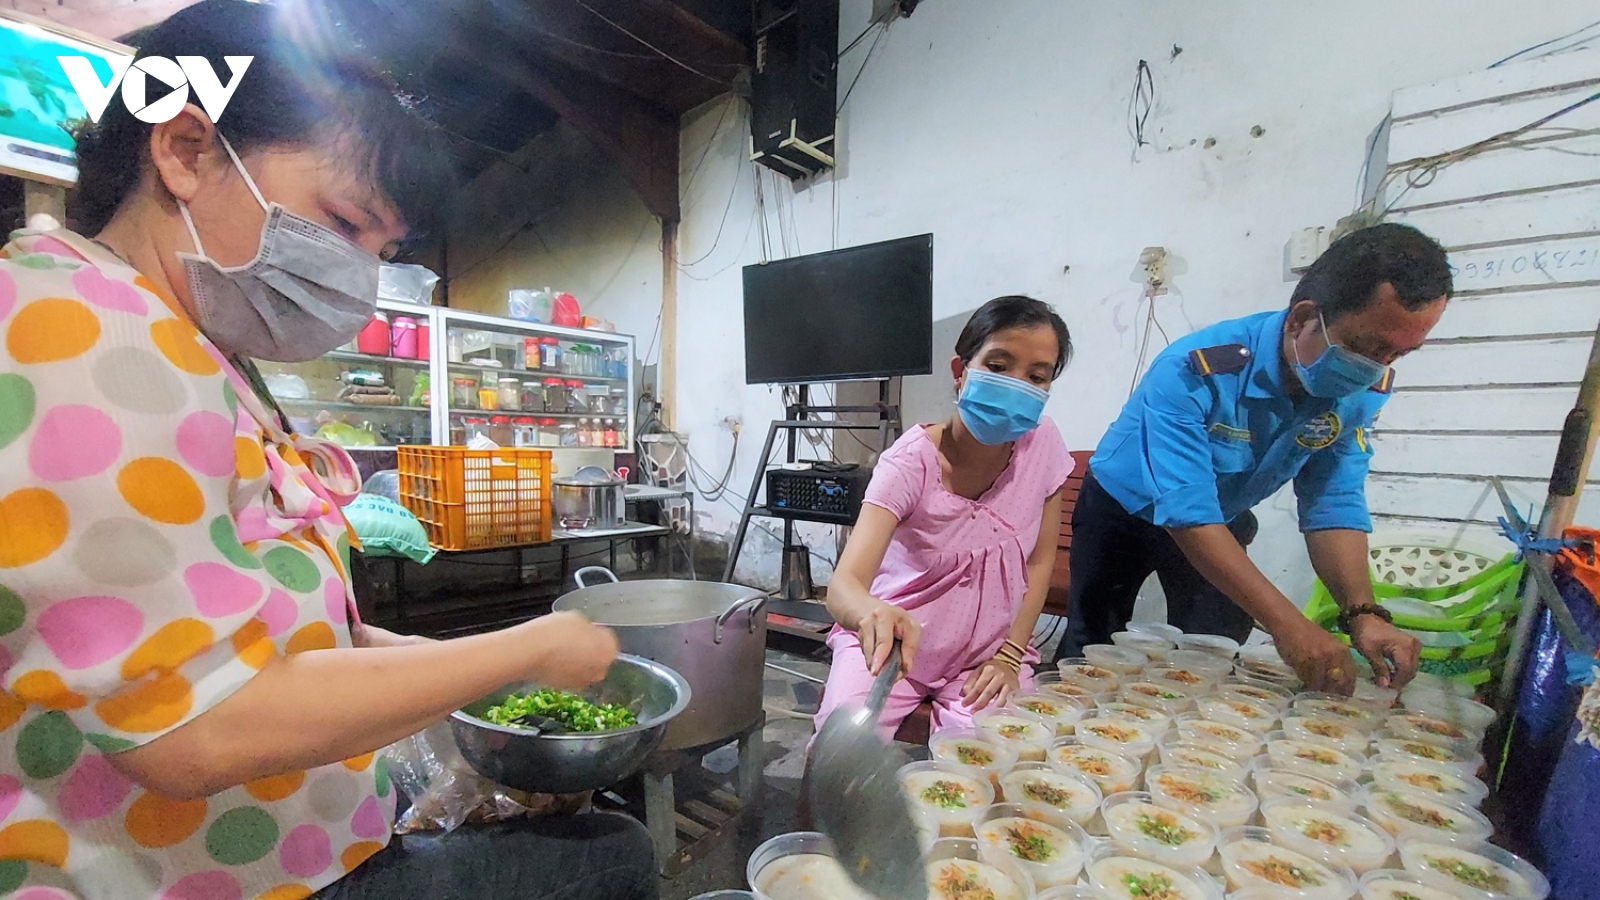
[720,380,902,591]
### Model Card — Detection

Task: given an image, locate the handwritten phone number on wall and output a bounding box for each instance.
[1450,246,1600,281]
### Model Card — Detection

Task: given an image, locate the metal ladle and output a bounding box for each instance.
[807,643,926,900]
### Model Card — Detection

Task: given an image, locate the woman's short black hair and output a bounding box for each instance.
[1290,223,1453,322]
[71,0,455,244]
[954,295,1073,378]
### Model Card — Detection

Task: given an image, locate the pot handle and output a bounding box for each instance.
[574,566,619,589]
[713,594,769,644]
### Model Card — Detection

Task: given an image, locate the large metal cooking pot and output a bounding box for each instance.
[552,465,626,530]
[555,567,767,751]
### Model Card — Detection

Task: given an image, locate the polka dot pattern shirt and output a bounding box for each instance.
[0,229,391,899]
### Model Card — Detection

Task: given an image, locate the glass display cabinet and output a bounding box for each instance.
[259,302,636,452]
[256,299,439,449]
[439,309,635,451]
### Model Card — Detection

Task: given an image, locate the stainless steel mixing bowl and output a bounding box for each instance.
[450,653,691,794]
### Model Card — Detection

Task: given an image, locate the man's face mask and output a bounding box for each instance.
[177,134,381,362]
[1291,311,1390,399]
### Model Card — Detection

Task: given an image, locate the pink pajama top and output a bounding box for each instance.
[828,418,1074,684]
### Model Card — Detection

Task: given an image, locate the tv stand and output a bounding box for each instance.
[720,380,902,612]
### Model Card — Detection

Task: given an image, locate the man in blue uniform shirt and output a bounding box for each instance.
[1054,224,1451,694]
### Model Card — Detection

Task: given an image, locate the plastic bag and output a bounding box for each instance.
[361,470,401,503]
[380,722,590,834]
[378,263,441,306]
[507,288,553,323]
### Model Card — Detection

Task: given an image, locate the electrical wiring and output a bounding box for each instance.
[839,2,899,58]
[1353,113,1390,212]
[682,97,737,199]
[1127,286,1167,397]
[1489,18,1600,68]
[686,430,740,502]
[1127,59,1155,161]
[1367,88,1600,220]
[570,0,731,85]
[837,21,890,114]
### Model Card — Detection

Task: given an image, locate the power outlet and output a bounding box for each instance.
[720,415,742,435]
[1137,246,1170,294]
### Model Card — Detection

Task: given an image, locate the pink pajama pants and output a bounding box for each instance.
[812,646,1036,746]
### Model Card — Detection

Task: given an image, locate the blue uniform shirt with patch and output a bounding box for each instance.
[1091,309,1387,532]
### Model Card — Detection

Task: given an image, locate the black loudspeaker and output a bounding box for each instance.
[750,0,838,179]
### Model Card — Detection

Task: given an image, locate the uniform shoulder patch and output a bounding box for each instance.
[1369,367,1395,394]
[1188,343,1251,376]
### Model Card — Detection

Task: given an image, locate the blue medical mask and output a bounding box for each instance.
[1291,312,1389,398]
[957,368,1049,444]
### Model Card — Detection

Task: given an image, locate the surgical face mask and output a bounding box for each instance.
[1291,311,1389,398]
[178,134,381,363]
[957,367,1048,445]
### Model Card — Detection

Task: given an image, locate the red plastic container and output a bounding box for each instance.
[356,313,390,355]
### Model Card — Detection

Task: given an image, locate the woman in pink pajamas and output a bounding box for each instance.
[817,296,1075,741]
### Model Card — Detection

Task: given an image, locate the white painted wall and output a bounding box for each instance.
[672,0,1600,598]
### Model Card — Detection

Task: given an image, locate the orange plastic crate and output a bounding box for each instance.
[396,446,552,550]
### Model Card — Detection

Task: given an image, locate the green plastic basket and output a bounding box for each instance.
[1305,540,1523,693]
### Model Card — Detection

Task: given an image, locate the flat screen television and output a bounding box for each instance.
[0,12,133,186]
[743,234,933,384]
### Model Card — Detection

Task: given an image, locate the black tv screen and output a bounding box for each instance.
[743,234,934,384]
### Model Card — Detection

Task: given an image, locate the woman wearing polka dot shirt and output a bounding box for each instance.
[0,3,656,898]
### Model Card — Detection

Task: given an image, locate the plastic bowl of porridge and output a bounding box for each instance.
[975,802,1090,889]
[930,728,1020,788]
[977,709,1055,762]
[1351,680,1400,713]
[1398,691,1497,737]
[999,762,1102,825]
[1127,620,1185,644]
[1084,842,1221,900]
[1294,695,1382,732]
[1359,868,1471,900]
[1145,764,1259,829]
[1261,798,1397,874]
[1399,837,1549,900]
[898,760,995,839]
[1265,737,1367,785]
[1058,659,1122,694]
[1218,825,1357,900]
[1084,644,1150,676]
[1120,681,1196,717]
[1175,633,1240,660]
[1076,714,1159,760]
[746,832,874,900]
[1251,765,1358,814]
[1368,759,1489,809]
[1174,714,1265,760]
[1373,736,1482,776]
[1156,735,1249,781]
[1048,738,1142,796]
[1034,672,1100,703]
[1283,715,1375,758]
[1100,791,1218,868]
[925,837,1036,900]
[1034,886,1098,900]
[1011,693,1088,738]
[1196,696,1278,732]
[1147,663,1222,694]
[1363,788,1492,844]
[1095,700,1173,735]
[1112,630,1176,663]
[1218,681,1295,712]
[1385,713,1479,749]
[1165,648,1233,676]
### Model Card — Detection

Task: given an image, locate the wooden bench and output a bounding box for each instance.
[890,450,1094,744]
